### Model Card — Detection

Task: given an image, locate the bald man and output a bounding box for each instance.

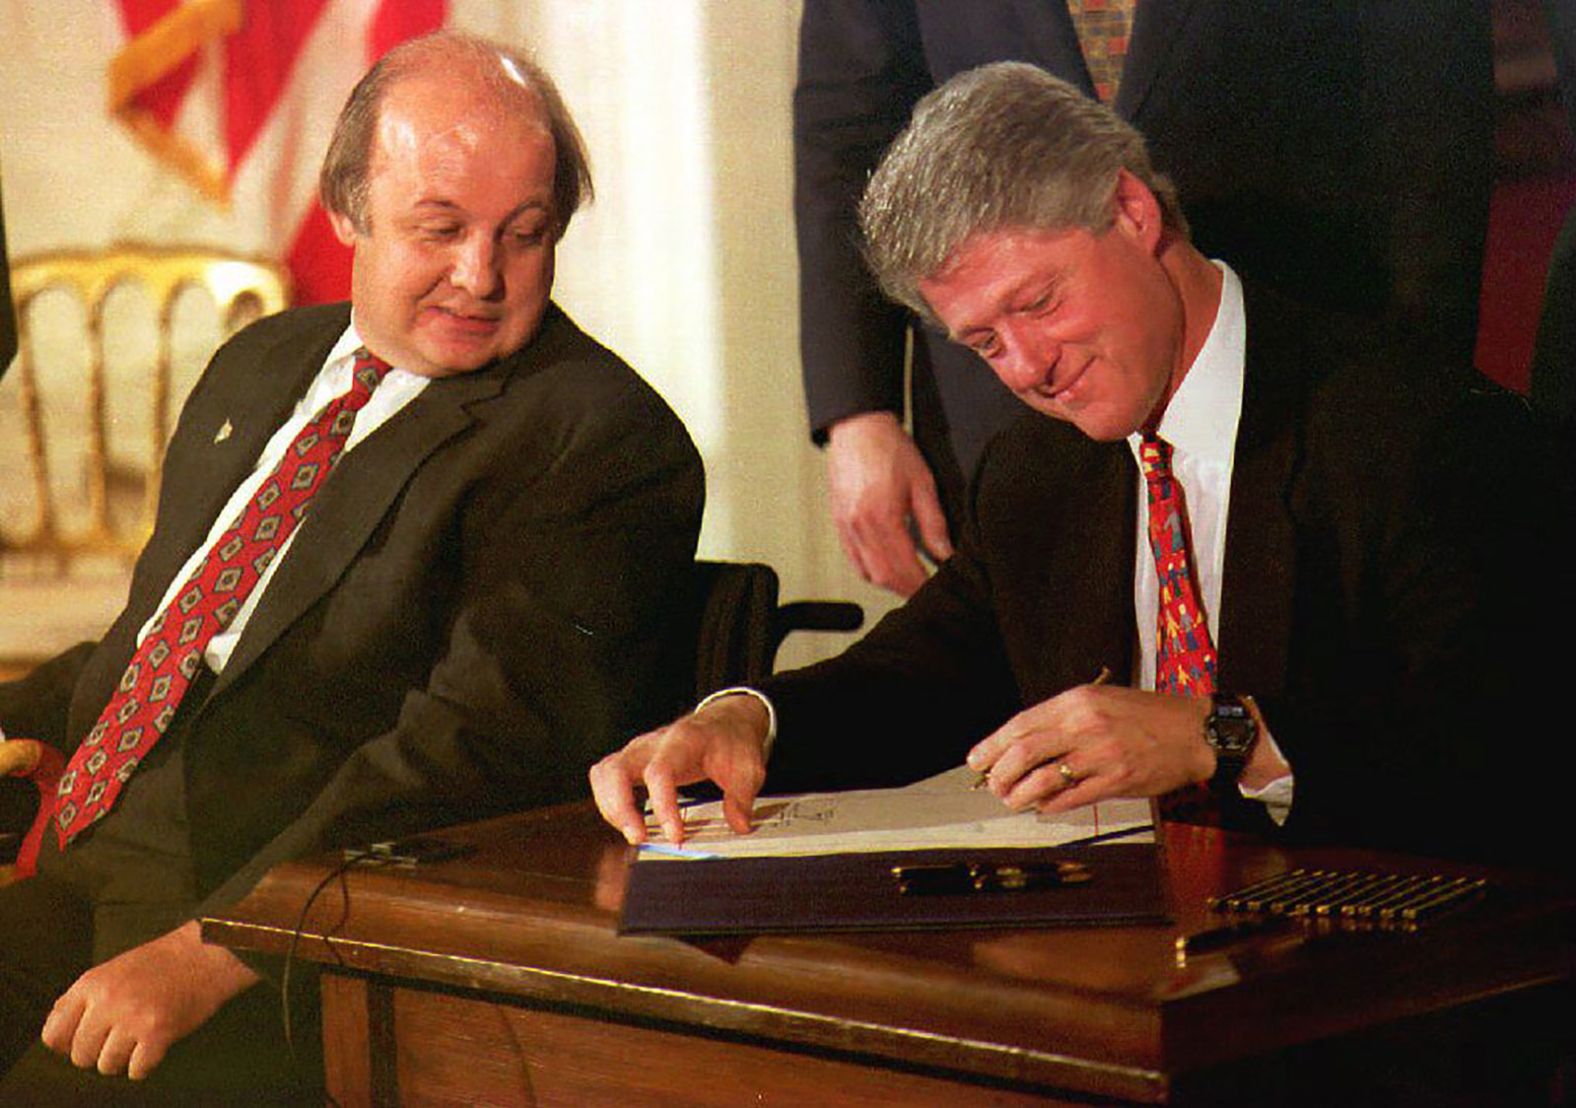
[0,32,701,1100]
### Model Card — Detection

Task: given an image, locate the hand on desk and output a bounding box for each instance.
[590,693,770,845]
[826,411,953,597]
[968,684,1216,813]
[41,919,260,1079]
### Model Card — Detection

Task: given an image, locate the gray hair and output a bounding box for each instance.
[858,62,1186,322]
[319,30,593,238]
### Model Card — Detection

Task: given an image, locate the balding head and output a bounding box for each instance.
[320,31,592,239]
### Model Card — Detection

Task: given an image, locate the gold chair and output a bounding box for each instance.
[0,244,289,677]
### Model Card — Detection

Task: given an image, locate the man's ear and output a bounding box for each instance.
[1110,168,1164,254]
[327,209,361,248]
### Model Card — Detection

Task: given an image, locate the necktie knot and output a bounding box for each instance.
[351,347,393,401]
[1138,433,1173,482]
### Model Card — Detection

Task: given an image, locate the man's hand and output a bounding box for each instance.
[826,411,953,596]
[967,684,1214,813]
[41,920,260,1080]
[589,694,771,845]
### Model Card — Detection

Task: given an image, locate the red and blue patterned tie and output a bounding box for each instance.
[1139,433,1220,824]
[52,348,392,846]
[1140,434,1218,696]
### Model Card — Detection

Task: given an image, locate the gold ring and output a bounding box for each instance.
[1058,761,1077,787]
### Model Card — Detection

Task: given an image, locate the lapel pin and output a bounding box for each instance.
[213,419,233,444]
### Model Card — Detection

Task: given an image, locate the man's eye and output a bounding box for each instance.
[419,225,462,241]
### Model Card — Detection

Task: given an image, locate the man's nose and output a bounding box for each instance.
[992,322,1055,393]
[450,235,502,298]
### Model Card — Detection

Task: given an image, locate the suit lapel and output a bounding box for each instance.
[1114,0,1197,120]
[1015,0,1096,95]
[121,311,345,634]
[1216,286,1305,700]
[1000,428,1137,697]
[1057,446,1139,691]
[209,360,508,697]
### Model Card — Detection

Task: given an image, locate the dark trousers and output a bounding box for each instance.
[0,670,319,1103]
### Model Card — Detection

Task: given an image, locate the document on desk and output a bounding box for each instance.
[639,764,1154,860]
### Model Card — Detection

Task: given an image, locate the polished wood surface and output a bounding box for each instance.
[204,804,1575,1106]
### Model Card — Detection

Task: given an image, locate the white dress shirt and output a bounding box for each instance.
[1125,263,1293,821]
[138,322,430,672]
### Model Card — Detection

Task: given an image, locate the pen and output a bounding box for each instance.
[1174,915,1300,962]
[971,666,1111,789]
[892,860,1093,895]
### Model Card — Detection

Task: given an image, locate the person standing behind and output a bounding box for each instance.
[797,0,1494,595]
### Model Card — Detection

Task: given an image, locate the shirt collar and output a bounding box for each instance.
[325,321,368,371]
[1127,260,1245,467]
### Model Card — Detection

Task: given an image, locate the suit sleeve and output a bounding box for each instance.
[795,0,932,441]
[193,377,704,918]
[1263,378,1568,868]
[761,534,1021,795]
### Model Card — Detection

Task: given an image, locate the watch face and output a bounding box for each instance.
[1206,702,1257,755]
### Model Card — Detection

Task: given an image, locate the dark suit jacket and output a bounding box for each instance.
[0,301,704,914]
[765,287,1564,867]
[795,0,1494,514]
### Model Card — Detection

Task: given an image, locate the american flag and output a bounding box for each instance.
[108,0,447,305]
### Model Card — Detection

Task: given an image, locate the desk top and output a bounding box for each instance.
[202,804,1575,1104]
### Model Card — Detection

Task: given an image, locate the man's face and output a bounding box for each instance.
[917,186,1184,441]
[331,75,558,377]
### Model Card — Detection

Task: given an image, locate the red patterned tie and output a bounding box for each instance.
[52,348,392,846]
[1138,433,1219,823]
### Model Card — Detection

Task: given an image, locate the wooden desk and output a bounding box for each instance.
[202,805,1575,1106]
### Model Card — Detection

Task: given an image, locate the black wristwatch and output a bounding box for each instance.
[1203,694,1259,787]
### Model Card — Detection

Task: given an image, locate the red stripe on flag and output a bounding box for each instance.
[369,0,447,60]
[115,0,198,130]
[223,0,332,175]
[285,202,353,306]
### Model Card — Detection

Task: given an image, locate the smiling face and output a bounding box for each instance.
[330,72,558,377]
[917,172,1189,442]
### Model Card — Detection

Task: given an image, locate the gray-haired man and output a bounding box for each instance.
[593,63,1561,872]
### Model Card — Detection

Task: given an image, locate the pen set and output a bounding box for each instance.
[892,859,1093,895]
[1176,867,1489,962]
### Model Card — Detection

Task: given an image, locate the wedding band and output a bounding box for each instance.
[1058,761,1077,787]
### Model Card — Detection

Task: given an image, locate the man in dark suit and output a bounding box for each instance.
[0,32,702,1098]
[798,0,1495,596]
[595,63,1560,870]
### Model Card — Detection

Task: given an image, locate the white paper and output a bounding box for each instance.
[639,764,1154,860]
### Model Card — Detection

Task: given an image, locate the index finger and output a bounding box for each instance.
[589,755,649,845]
[967,702,1046,773]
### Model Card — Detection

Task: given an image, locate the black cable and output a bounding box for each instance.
[280,849,393,1107]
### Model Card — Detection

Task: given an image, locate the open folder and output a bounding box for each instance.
[636,764,1154,859]
[618,766,1168,936]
